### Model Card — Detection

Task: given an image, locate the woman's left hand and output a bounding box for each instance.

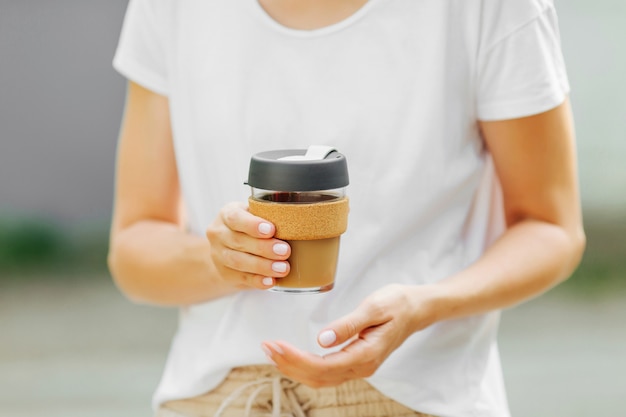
[261,284,440,387]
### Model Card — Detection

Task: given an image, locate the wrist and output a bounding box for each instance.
[405,283,448,332]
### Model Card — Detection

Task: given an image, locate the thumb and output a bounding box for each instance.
[318,305,381,348]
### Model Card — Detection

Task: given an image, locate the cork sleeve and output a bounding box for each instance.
[248,197,349,240]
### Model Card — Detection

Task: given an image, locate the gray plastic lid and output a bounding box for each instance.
[246,146,349,191]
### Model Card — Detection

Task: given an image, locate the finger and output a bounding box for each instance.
[262,341,353,387]
[220,246,290,278]
[263,341,323,374]
[243,274,277,290]
[219,204,291,260]
[318,301,389,348]
[221,201,276,238]
[223,227,291,261]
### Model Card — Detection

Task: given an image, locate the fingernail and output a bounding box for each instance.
[272,262,287,273]
[273,243,289,256]
[262,277,274,287]
[261,344,277,365]
[258,223,272,235]
[319,330,337,347]
[261,344,272,356]
[268,342,284,355]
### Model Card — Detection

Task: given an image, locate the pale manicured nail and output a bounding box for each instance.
[262,277,274,287]
[319,330,337,347]
[272,262,287,273]
[268,342,284,355]
[261,344,272,356]
[261,345,277,365]
[258,223,272,235]
[273,243,289,256]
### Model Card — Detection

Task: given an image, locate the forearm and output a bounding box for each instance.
[417,219,585,326]
[108,220,238,306]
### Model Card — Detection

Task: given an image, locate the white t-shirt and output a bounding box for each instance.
[113,0,569,416]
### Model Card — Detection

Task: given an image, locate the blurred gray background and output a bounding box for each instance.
[0,0,126,226]
[1,1,625,417]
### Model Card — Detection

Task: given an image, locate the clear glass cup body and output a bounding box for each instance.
[250,187,346,293]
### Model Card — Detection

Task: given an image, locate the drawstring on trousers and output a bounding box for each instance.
[214,375,311,417]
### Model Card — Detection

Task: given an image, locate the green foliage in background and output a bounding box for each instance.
[0,218,109,278]
[0,219,66,265]
[560,212,626,296]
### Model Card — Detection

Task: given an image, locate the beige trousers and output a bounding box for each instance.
[157,365,435,417]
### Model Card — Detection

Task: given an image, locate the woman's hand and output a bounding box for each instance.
[206,202,292,291]
[261,284,439,387]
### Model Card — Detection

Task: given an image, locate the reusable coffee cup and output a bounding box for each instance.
[246,145,349,293]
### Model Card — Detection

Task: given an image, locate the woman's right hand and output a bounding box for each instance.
[206,202,291,291]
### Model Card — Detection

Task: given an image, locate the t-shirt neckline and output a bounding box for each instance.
[249,0,381,38]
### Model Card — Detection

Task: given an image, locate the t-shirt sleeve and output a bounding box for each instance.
[476,5,570,121]
[113,0,170,96]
